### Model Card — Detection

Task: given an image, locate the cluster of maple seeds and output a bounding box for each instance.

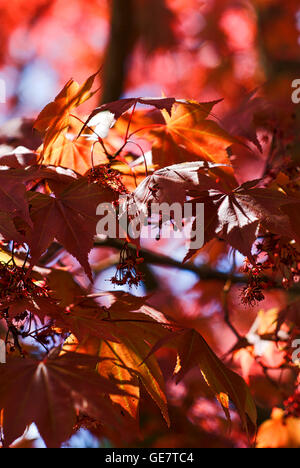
[241,234,300,306]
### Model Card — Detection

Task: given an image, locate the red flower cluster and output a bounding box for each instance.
[111,244,144,287]
[241,234,300,306]
[0,262,49,319]
[87,165,128,195]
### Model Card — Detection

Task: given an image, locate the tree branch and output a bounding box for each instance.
[35,237,300,294]
[100,0,137,104]
[94,238,300,294]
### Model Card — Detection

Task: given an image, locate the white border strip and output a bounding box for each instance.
[0,339,6,363]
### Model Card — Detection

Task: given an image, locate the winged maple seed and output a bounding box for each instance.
[0,71,300,448]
